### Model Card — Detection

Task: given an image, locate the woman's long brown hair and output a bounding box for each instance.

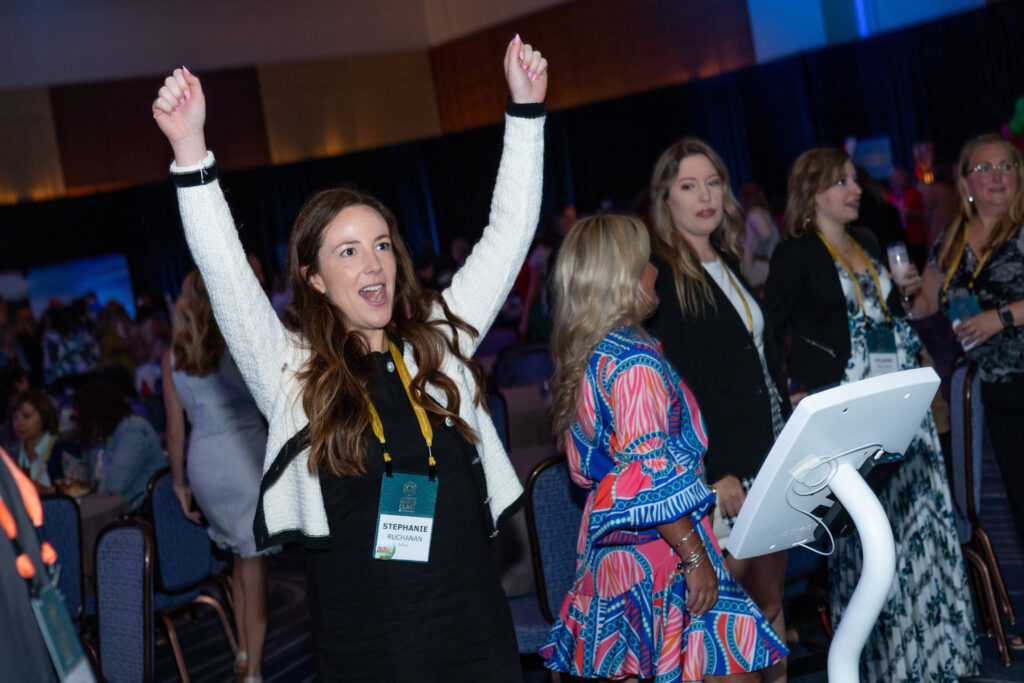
[285,187,487,478]
[649,137,745,318]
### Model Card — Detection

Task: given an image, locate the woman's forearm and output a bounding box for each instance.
[656,517,705,559]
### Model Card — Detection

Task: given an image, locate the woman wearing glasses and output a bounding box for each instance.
[908,134,1024,560]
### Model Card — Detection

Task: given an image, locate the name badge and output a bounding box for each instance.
[32,584,96,682]
[946,294,982,328]
[374,473,437,562]
[866,325,898,377]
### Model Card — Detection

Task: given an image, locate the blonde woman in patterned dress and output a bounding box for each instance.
[541,214,786,682]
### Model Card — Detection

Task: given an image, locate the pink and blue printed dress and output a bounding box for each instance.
[540,326,787,682]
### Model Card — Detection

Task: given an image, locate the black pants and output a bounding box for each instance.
[981,374,1024,553]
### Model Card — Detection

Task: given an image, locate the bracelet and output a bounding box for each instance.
[172,161,218,188]
[673,527,698,550]
[681,552,707,576]
[676,547,704,567]
[677,549,707,574]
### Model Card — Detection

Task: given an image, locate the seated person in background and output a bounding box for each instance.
[11,390,83,492]
[74,379,165,508]
[0,365,30,452]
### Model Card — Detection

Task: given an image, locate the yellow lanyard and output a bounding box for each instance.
[817,233,891,326]
[941,225,991,307]
[364,340,436,476]
[717,256,754,340]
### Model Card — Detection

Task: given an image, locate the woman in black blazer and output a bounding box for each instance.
[646,137,790,680]
[763,147,979,682]
[764,224,904,393]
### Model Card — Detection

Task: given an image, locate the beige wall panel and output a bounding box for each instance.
[345,52,443,150]
[259,51,441,164]
[0,88,65,204]
[259,60,358,163]
[432,0,756,132]
[422,0,570,44]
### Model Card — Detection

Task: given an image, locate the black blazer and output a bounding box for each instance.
[647,253,791,484]
[763,226,905,392]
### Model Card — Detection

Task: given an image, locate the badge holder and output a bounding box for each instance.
[946,295,982,327]
[32,584,96,682]
[865,323,898,377]
[374,466,438,563]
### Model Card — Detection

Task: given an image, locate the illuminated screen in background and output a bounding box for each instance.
[25,253,136,319]
[852,136,895,181]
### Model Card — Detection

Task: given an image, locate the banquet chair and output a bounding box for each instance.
[526,455,586,622]
[41,492,85,623]
[95,518,154,683]
[143,468,238,682]
[949,360,1014,664]
[509,454,588,653]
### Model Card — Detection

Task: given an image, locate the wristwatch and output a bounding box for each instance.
[998,306,1014,329]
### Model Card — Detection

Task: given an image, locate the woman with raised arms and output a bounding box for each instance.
[153,36,547,681]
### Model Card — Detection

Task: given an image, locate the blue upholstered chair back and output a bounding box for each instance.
[494,343,554,389]
[96,520,153,683]
[486,392,510,451]
[145,468,209,598]
[525,455,586,623]
[41,493,83,621]
[950,361,985,544]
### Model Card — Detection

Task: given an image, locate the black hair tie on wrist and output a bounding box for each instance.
[172,162,218,187]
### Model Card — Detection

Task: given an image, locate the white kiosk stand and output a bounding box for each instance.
[729,368,940,683]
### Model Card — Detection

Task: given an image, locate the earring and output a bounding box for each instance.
[967,193,974,203]
[803,215,811,227]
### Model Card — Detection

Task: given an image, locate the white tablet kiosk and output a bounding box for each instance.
[729,367,940,683]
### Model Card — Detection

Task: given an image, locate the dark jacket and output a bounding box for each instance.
[647,253,791,484]
[763,226,905,392]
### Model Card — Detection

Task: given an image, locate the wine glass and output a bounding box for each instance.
[887,241,915,319]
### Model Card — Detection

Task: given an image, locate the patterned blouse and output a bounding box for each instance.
[930,222,1024,383]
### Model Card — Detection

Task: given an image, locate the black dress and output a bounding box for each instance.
[306,348,521,682]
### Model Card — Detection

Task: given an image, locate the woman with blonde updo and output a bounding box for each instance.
[163,269,273,680]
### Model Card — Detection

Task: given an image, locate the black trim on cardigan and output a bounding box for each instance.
[171,161,218,187]
[506,101,546,118]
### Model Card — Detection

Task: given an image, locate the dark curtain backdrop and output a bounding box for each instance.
[2,2,1023,302]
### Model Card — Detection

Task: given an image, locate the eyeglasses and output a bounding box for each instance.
[967,161,1019,176]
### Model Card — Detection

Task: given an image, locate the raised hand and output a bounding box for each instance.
[152,67,208,167]
[504,34,548,104]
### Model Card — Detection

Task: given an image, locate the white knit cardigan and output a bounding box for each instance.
[172,112,545,547]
